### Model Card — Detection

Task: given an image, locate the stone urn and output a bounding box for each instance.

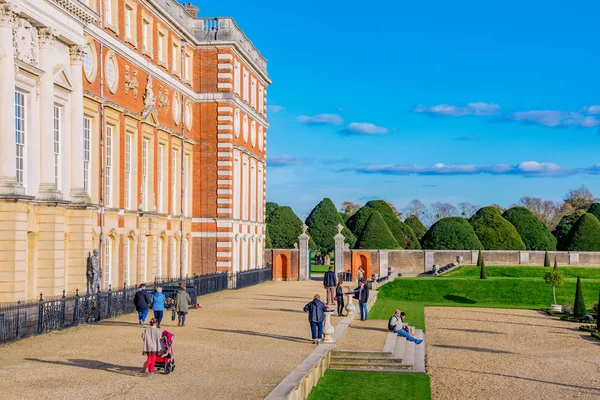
[551,304,562,313]
[345,293,355,318]
[322,310,335,343]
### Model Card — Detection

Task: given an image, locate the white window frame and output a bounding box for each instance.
[53,105,62,190]
[258,86,264,115]
[171,149,177,215]
[142,19,150,53]
[83,116,92,195]
[172,41,179,74]
[250,161,256,221]
[105,125,113,207]
[158,144,164,213]
[242,68,249,102]
[183,154,189,215]
[15,91,26,187]
[158,32,165,63]
[170,237,177,278]
[124,237,131,286]
[105,0,112,26]
[234,60,241,95]
[233,152,240,220]
[125,132,132,209]
[125,6,132,39]
[104,237,112,290]
[251,78,257,109]
[182,237,188,278]
[142,138,149,210]
[242,157,249,220]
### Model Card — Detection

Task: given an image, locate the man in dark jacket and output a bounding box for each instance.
[323,267,337,305]
[303,294,328,344]
[134,283,151,325]
[351,280,369,321]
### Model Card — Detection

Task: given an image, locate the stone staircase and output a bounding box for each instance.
[329,327,426,373]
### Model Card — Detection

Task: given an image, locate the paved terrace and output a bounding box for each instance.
[0,281,337,400]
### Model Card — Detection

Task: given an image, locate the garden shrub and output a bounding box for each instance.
[544,251,550,267]
[405,215,427,240]
[421,217,483,250]
[345,206,374,238]
[480,257,487,280]
[265,226,273,249]
[477,249,483,267]
[469,207,526,250]
[554,211,586,250]
[566,213,600,252]
[305,198,356,253]
[267,206,303,249]
[366,200,421,249]
[503,207,557,251]
[573,276,587,318]
[588,202,600,220]
[355,210,401,249]
[266,202,279,223]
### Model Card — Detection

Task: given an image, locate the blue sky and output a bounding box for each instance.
[199,0,600,218]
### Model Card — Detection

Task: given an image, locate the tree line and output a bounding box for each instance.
[266,185,600,254]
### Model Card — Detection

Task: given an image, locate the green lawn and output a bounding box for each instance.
[308,371,431,400]
[369,298,426,331]
[311,265,331,274]
[443,265,600,279]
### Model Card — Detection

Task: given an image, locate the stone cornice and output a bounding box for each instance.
[233,144,265,165]
[50,0,98,25]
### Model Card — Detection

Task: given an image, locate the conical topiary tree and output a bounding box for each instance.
[355,211,400,249]
[345,205,375,239]
[421,217,483,250]
[469,207,526,250]
[554,211,586,250]
[267,206,303,249]
[477,249,483,267]
[366,200,421,249]
[573,276,587,318]
[480,257,487,279]
[305,198,356,254]
[566,214,600,252]
[544,250,551,267]
[502,207,557,250]
[405,215,427,241]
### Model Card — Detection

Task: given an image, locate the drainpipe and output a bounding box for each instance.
[98,0,105,290]
[179,38,186,280]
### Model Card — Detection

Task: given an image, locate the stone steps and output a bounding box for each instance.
[330,327,426,374]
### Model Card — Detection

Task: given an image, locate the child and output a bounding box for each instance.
[142,318,162,376]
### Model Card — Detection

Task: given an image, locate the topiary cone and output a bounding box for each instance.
[480,257,487,280]
[544,251,550,267]
[553,257,558,273]
[477,249,483,267]
[573,276,587,318]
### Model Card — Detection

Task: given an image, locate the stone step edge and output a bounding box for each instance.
[332,350,393,356]
[330,361,412,368]
[329,367,420,373]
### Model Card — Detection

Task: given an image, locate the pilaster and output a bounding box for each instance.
[0,200,28,302]
[35,204,66,296]
[65,205,94,293]
[69,45,88,202]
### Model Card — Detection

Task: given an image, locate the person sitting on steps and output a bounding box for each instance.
[389,310,423,344]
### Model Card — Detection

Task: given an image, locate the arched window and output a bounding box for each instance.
[170,237,177,279]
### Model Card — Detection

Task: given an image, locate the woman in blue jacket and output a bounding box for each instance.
[150,287,166,328]
[303,294,328,344]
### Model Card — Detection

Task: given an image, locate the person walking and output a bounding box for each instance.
[323,266,337,305]
[335,281,345,316]
[174,285,192,327]
[350,280,369,321]
[134,283,151,325]
[150,287,166,328]
[142,318,162,376]
[356,266,365,282]
[303,294,328,344]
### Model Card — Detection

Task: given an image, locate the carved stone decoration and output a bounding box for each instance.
[13,18,39,66]
[124,65,139,99]
[0,4,17,28]
[69,45,87,63]
[37,27,57,50]
[157,85,170,112]
[336,224,344,234]
[141,75,155,118]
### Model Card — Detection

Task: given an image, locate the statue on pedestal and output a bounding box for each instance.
[86,249,102,294]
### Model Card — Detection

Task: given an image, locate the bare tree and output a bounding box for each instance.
[339,201,361,217]
[425,202,459,226]
[515,196,563,230]
[563,185,596,211]
[404,199,427,220]
[458,202,480,218]
[489,203,505,213]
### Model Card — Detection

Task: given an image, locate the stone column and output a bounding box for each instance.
[298,224,309,280]
[0,4,23,195]
[334,224,345,276]
[37,27,61,200]
[69,45,88,203]
[424,250,434,272]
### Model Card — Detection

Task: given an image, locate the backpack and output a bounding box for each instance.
[388,316,397,331]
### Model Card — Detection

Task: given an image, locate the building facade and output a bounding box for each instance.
[0,0,269,302]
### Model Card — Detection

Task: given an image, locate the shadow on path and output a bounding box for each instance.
[432,344,513,354]
[439,328,504,335]
[260,294,309,300]
[251,307,304,314]
[433,365,600,394]
[24,358,142,377]
[348,326,386,332]
[198,327,309,343]
[433,316,572,330]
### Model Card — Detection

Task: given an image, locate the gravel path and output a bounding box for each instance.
[425,307,600,400]
[0,281,339,400]
[335,320,388,351]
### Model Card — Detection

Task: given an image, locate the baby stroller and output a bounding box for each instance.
[154,330,176,374]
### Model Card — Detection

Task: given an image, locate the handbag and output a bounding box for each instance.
[171,309,176,321]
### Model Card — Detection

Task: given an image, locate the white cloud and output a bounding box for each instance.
[267,155,305,167]
[508,110,600,128]
[340,122,388,135]
[296,113,344,125]
[267,105,284,113]
[413,102,501,117]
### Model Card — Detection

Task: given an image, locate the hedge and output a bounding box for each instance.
[421,217,483,250]
[365,200,421,249]
[305,198,356,253]
[566,213,600,252]
[405,215,427,241]
[502,206,557,250]
[267,206,303,249]
[554,211,586,251]
[469,207,526,250]
[355,211,401,249]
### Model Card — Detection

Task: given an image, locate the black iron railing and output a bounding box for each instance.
[0,271,230,344]
[233,266,273,290]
